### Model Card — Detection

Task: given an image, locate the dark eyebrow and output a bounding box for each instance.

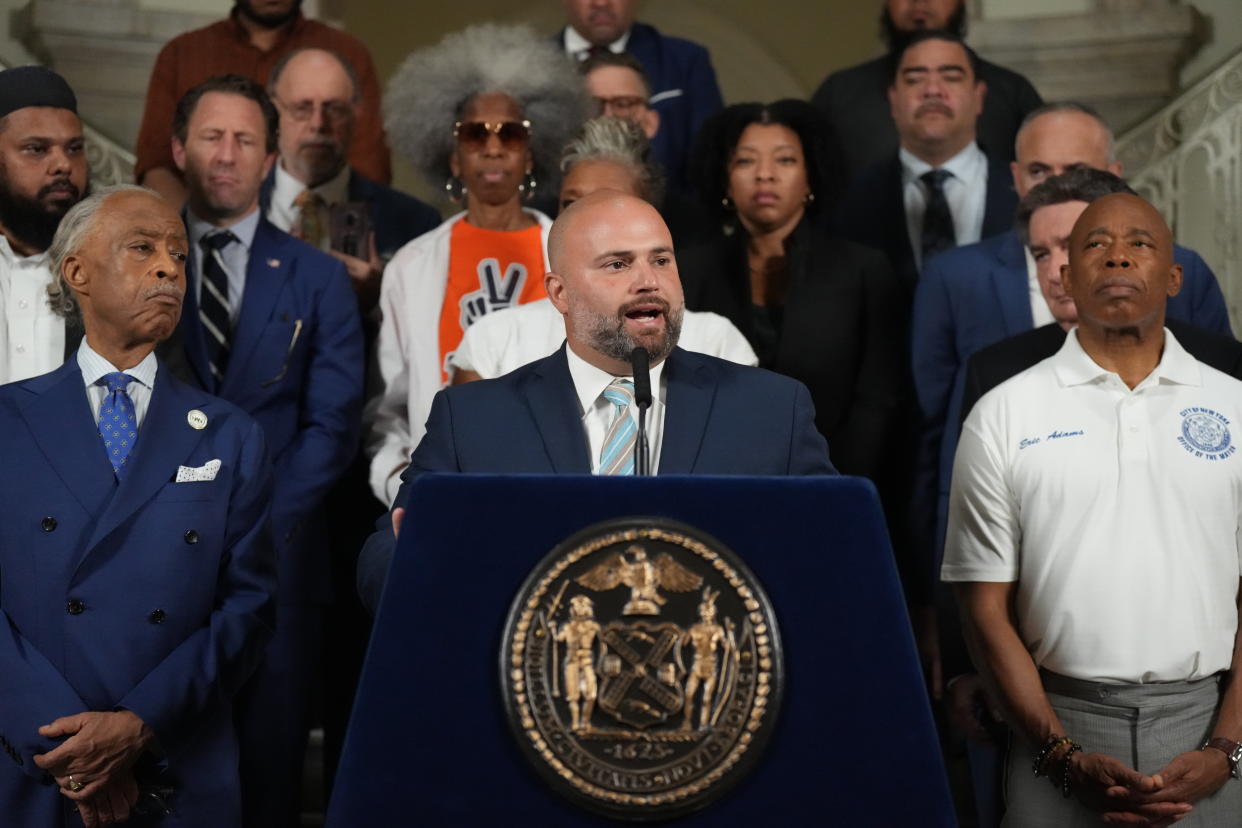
[594,250,635,263]
[649,246,674,256]
[937,64,967,73]
[1127,227,1157,240]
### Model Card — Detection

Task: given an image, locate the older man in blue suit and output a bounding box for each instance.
[557,0,723,191]
[0,185,274,827]
[170,75,363,826]
[357,192,834,613]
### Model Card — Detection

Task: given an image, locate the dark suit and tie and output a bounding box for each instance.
[356,345,835,614]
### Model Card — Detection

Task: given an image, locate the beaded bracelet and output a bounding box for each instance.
[1033,735,1073,777]
[1059,744,1083,798]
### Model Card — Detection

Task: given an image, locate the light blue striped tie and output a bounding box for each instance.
[599,379,636,476]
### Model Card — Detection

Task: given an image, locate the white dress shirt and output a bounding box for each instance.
[0,234,64,384]
[1024,246,1056,328]
[899,142,988,271]
[77,337,158,428]
[563,25,631,60]
[943,329,1242,683]
[565,344,666,474]
[449,298,757,378]
[267,161,350,251]
[186,208,261,326]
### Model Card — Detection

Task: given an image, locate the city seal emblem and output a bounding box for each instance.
[1178,407,1236,460]
[500,517,783,820]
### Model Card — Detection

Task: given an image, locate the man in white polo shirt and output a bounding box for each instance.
[943,192,1242,826]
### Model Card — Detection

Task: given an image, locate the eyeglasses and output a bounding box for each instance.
[592,96,648,117]
[453,120,532,148]
[277,98,354,123]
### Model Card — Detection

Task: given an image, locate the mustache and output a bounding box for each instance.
[38,178,80,201]
[299,138,342,152]
[915,102,953,118]
[143,283,184,301]
[617,296,671,319]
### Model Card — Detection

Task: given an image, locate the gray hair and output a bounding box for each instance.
[47,184,152,322]
[561,117,665,205]
[384,23,589,189]
[1016,101,1116,164]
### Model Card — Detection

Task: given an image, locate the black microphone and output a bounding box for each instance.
[630,347,652,476]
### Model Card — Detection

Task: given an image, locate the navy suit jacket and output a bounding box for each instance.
[836,152,1018,294]
[259,166,441,262]
[356,346,835,612]
[910,228,1233,589]
[566,22,723,191]
[179,215,363,602]
[0,359,275,826]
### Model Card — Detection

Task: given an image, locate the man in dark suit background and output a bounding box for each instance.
[170,74,363,827]
[0,185,275,827]
[357,192,834,613]
[812,0,1041,184]
[557,0,723,191]
[261,48,440,314]
[0,65,88,385]
[837,30,1017,292]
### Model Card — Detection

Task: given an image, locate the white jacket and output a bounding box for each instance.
[367,209,553,504]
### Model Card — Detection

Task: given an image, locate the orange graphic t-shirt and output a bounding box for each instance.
[439,219,547,383]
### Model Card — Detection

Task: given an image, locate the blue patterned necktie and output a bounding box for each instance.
[98,372,138,478]
[599,379,636,476]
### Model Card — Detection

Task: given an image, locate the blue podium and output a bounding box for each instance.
[328,475,954,826]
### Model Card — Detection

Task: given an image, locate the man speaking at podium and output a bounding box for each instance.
[358,192,835,612]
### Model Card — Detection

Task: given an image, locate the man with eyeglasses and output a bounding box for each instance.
[263,48,439,314]
[580,52,660,142]
[557,0,723,191]
[169,73,363,828]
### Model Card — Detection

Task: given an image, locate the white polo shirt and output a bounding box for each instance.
[943,328,1242,683]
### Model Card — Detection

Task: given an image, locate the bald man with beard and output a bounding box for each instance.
[944,193,1242,826]
[356,192,833,613]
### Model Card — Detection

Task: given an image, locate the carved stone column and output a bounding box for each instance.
[969,0,1205,132]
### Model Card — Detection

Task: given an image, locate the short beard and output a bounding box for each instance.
[881,5,968,53]
[235,0,302,29]
[576,296,683,365]
[0,174,83,253]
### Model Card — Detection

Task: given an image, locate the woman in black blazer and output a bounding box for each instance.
[679,99,908,487]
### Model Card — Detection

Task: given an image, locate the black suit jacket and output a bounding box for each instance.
[678,219,906,484]
[811,53,1042,185]
[356,345,834,613]
[960,320,1242,427]
[836,151,1018,294]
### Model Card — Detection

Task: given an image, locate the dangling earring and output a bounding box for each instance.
[445,175,466,203]
[721,195,734,210]
[518,169,538,202]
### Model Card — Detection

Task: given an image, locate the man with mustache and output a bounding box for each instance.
[134,0,391,205]
[356,192,834,614]
[944,191,1242,826]
[0,185,276,827]
[837,30,1017,292]
[0,65,88,385]
[812,0,1041,186]
[262,48,439,313]
[170,74,363,827]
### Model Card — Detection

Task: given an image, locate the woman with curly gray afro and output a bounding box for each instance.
[368,24,590,506]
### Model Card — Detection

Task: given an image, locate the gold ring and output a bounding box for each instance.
[68,775,84,793]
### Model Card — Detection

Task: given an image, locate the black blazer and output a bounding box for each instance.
[961,319,1242,426]
[678,219,907,485]
[835,151,1018,294]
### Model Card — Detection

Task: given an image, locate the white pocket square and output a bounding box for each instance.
[176,459,221,482]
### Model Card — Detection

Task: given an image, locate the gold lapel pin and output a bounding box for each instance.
[187,409,208,430]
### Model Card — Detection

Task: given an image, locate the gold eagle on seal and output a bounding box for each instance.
[574,544,702,615]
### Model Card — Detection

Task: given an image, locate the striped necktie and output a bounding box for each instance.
[98,371,138,478]
[199,231,236,386]
[599,378,636,476]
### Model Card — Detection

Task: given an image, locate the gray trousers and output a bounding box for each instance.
[1003,671,1242,828]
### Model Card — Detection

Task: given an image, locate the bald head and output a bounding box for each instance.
[270,48,358,187]
[1012,106,1119,198]
[1062,192,1181,335]
[545,191,683,375]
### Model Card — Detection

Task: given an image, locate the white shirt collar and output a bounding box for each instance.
[0,233,48,267]
[273,159,350,212]
[77,336,158,389]
[563,25,631,58]
[1053,326,1202,389]
[898,141,985,188]
[565,342,665,415]
[186,206,261,253]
